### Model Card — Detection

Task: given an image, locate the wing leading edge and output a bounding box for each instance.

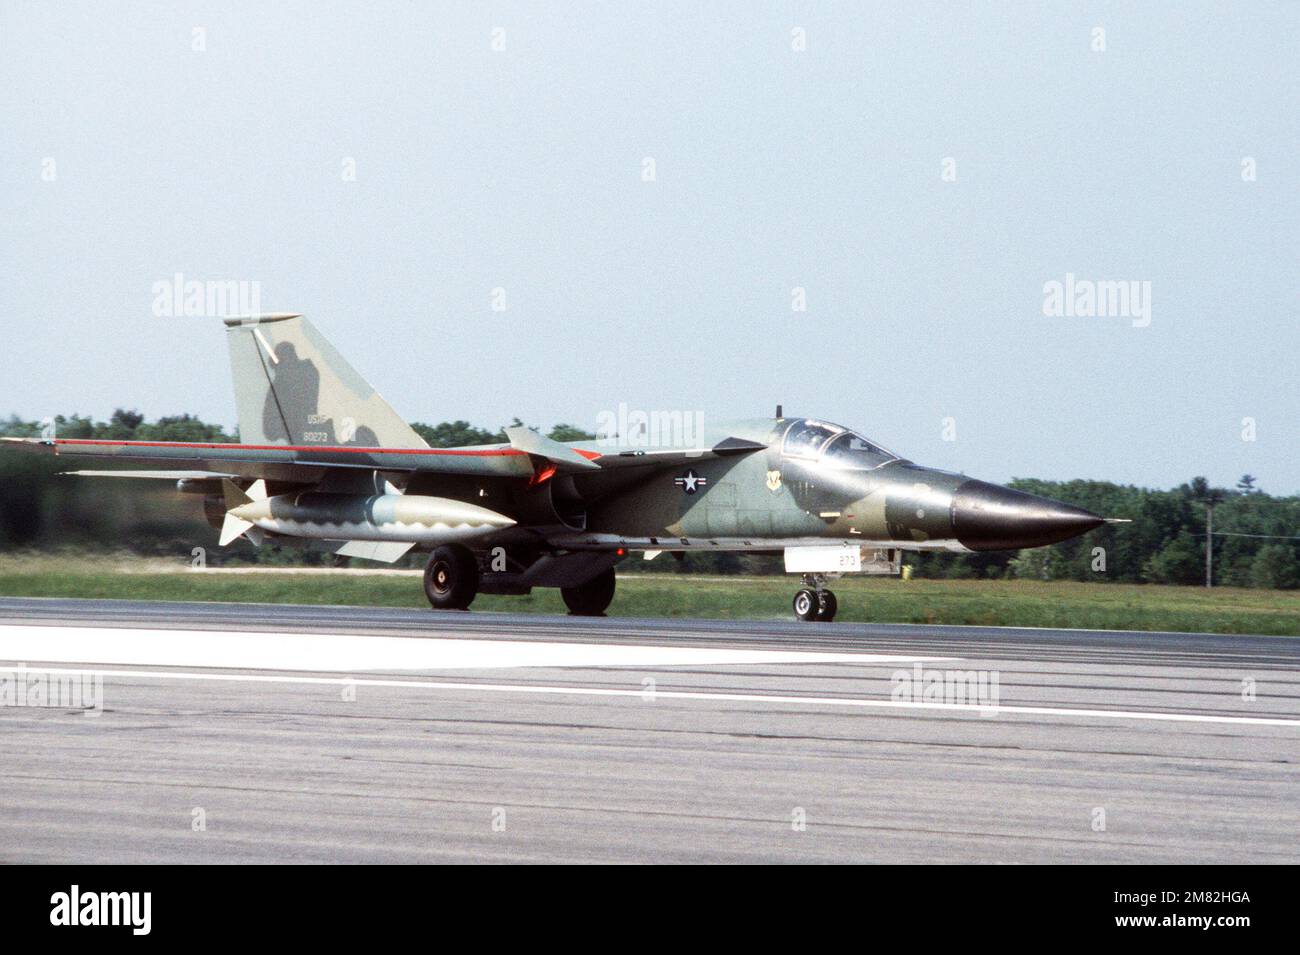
[1,434,765,482]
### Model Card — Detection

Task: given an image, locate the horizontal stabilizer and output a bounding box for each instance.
[334,540,415,563]
[504,427,600,471]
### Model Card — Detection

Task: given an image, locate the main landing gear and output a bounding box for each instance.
[793,574,837,622]
[424,544,480,610]
[423,546,618,615]
[561,566,616,616]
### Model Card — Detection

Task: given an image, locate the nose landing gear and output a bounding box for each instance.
[793,574,837,622]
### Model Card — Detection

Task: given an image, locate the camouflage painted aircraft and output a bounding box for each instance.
[2,315,1119,621]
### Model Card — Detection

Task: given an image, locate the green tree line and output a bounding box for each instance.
[1,411,1296,588]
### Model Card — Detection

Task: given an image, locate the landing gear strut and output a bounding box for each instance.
[424,544,480,610]
[793,574,837,622]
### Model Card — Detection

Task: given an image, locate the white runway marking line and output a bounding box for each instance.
[0,623,951,672]
[2,665,1297,729]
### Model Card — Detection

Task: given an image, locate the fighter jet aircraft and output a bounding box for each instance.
[2,314,1118,621]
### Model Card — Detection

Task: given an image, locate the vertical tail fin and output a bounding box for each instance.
[223,314,429,449]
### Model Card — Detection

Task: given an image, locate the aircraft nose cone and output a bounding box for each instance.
[952,479,1105,551]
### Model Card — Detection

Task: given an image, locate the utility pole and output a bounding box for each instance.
[1193,480,1225,589]
[1205,504,1213,588]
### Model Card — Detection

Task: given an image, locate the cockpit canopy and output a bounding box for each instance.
[780,419,899,470]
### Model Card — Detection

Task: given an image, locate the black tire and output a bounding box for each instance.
[424,544,479,610]
[561,567,616,616]
[793,588,819,621]
[816,589,838,622]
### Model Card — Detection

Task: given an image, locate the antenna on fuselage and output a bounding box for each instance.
[775,404,783,420]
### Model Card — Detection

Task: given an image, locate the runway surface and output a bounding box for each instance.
[1,596,1297,863]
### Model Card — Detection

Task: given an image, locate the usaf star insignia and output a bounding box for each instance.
[674,469,707,495]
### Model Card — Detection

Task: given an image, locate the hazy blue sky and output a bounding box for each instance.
[2,2,1296,491]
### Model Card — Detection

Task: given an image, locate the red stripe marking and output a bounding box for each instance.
[51,438,605,461]
[53,439,525,457]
